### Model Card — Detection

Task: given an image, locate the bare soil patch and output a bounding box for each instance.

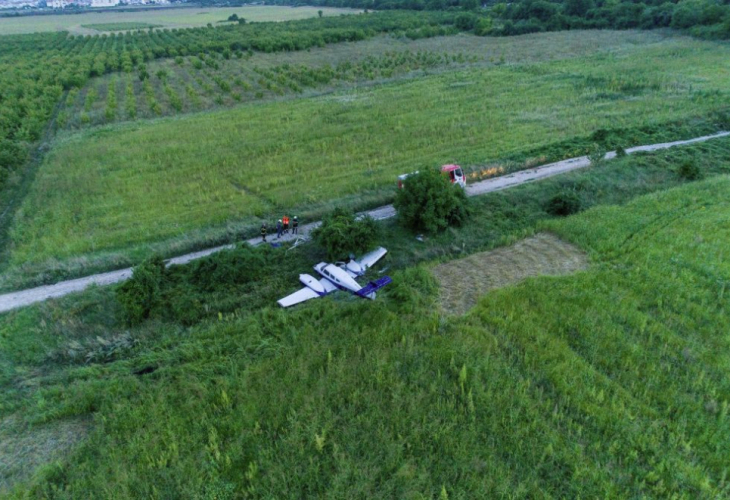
[0,415,91,493]
[432,233,588,315]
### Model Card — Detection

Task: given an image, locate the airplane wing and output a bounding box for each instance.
[277,287,321,308]
[319,278,338,294]
[357,247,387,270]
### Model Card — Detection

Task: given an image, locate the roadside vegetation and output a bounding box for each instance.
[7,33,729,286]
[1,139,729,496]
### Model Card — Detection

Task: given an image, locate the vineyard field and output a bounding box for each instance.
[8,33,730,275]
[59,31,671,129]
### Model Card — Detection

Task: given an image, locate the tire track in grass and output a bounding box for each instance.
[0,130,728,313]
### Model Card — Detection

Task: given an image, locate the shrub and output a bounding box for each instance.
[313,208,380,260]
[189,243,269,292]
[588,143,606,165]
[117,256,167,326]
[455,13,478,30]
[615,146,627,157]
[678,159,703,180]
[546,190,582,216]
[394,167,470,234]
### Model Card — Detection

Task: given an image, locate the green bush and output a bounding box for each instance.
[394,167,470,234]
[546,189,582,216]
[116,256,167,326]
[588,143,606,165]
[312,208,380,260]
[455,13,478,30]
[678,159,703,180]
[189,243,269,292]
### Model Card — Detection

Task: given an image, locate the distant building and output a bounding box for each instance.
[90,0,116,6]
[48,0,68,7]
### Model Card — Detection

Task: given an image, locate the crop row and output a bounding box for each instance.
[0,11,464,194]
[60,49,475,128]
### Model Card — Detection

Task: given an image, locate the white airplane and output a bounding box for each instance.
[277,247,392,308]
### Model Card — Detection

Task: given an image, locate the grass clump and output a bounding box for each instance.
[546,189,582,216]
[395,167,470,234]
[678,159,703,180]
[313,208,379,260]
[116,256,167,326]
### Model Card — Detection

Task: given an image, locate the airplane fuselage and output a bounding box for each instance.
[314,262,361,293]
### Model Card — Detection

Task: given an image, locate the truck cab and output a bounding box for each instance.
[397,165,466,189]
[441,164,466,188]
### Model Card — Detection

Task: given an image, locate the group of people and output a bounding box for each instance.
[260,215,299,242]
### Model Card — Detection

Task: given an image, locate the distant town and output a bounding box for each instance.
[0,0,170,10]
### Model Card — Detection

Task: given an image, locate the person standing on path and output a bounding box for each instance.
[261,222,267,243]
[276,219,283,239]
[283,215,290,235]
[292,216,299,235]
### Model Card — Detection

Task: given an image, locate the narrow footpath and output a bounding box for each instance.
[0,131,727,313]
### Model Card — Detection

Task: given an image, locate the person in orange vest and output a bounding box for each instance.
[282,215,290,234]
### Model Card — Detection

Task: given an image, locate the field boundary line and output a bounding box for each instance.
[0,130,728,313]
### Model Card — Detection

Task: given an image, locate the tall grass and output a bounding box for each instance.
[3,173,730,497]
[8,36,730,278]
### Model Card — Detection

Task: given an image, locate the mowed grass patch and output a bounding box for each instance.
[8,36,730,276]
[432,232,588,315]
[0,414,91,494]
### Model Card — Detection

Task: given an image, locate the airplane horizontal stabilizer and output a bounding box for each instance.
[358,247,387,270]
[355,276,392,298]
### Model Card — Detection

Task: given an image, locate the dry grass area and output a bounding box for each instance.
[432,233,588,315]
[0,415,91,493]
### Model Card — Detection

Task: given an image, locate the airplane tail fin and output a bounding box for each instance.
[355,276,392,299]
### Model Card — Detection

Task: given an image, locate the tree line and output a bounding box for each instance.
[266,0,730,39]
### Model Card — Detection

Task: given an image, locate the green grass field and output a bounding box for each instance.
[61,31,669,128]
[0,6,359,35]
[2,138,729,496]
[7,33,730,281]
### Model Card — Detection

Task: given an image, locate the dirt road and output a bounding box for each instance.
[0,131,727,314]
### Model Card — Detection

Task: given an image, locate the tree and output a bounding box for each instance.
[394,167,470,234]
[318,10,324,17]
[312,208,379,261]
[564,0,594,17]
[228,13,239,21]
